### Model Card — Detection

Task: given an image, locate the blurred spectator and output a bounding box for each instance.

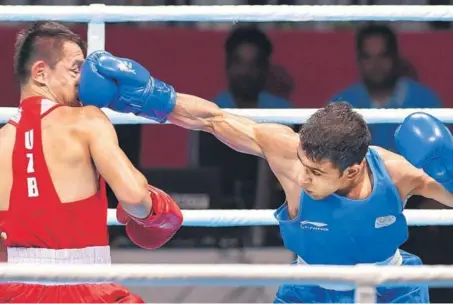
[399,57,418,81]
[204,26,292,200]
[330,23,442,152]
[213,26,292,109]
[266,63,295,100]
[196,26,291,214]
[196,26,293,246]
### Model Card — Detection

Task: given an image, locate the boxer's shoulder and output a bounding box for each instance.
[79,105,110,121]
[41,105,104,128]
[371,145,425,197]
[57,106,110,127]
[371,145,406,162]
[371,146,410,175]
[80,106,112,128]
[75,106,116,141]
[41,106,113,144]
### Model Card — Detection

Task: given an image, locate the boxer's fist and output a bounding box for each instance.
[80,51,176,123]
[116,185,183,250]
[395,112,453,192]
[78,51,118,108]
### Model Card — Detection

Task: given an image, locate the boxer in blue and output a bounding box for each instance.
[78,50,453,303]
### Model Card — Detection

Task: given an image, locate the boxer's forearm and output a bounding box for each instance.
[168,93,264,157]
[168,93,224,131]
[415,176,453,208]
[118,170,153,219]
[120,195,153,219]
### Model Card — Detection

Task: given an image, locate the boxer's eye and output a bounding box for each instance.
[311,170,322,177]
[70,69,79,77]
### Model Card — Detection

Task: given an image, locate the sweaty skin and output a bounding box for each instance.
[168,93,453,218]
[0,105,150,218]
[0,40,152,226]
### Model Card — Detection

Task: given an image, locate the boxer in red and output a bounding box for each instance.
[0,22,183,303]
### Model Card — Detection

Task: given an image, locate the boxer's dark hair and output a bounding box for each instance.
[14,21,87,84]
[299,102,371,173]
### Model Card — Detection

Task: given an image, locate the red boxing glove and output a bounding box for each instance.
[116,185,183,250]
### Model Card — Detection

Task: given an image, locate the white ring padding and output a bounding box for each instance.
[106,209,453,227]
[1,5,453,22]
[1,107,453,125]
[2,263,453,288]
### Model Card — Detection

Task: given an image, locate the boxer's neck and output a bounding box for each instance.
[20,84,57,104]
[336,161,370,200]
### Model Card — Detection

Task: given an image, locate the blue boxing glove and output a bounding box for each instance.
[395,112,453,192]
[78,51,118,108]
[78,51,176,123]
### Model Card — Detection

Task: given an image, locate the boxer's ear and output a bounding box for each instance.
[344,162,362,180]
[30,60,47,86]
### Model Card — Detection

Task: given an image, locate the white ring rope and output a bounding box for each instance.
[1,263,453,288]
[3,263,453,304]
[1,5,453,22]
[1,107,453,125]
[106,209,453,226]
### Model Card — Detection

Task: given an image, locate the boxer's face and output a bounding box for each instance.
[297,148,359,200]
[42,41,84,106]
[358,35,395,87]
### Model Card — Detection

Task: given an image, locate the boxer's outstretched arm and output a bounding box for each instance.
[411,172,453,208]
[82,106,153,218]
[375,146,453,208]
[168,93,299,162]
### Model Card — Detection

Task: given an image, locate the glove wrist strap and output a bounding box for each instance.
[137,77,176,123]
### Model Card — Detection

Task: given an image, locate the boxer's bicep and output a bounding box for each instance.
[410,170,453,208]
[209,113,265,157]
[255,123,299,157]
[83,107,149,206]
[169,93,298,160]
[380,146,453,207]
[209,117,300,190]
[391,159,453,208]
[210,115,299,163]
